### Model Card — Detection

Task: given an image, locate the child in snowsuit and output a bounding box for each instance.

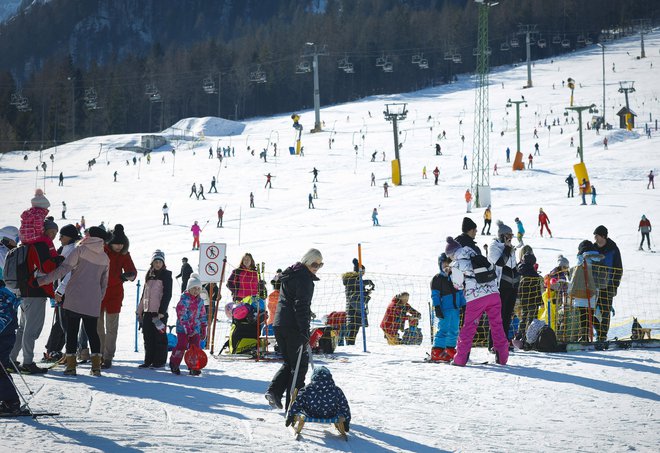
[515,217,525,247]
[0,283,21,414]
[19,189,57,256]
[430,253,466,362]
[516,253,543,341]
[568,241,605,342]
[286,366,351,432]
[380,292,421,345]
[445,237,509,366]
[170,274,207,375]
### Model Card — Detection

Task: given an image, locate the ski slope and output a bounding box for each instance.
[0,29,659,452]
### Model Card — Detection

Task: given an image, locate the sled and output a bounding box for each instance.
[291,414,348,441]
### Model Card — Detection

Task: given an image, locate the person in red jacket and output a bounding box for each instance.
[538,208,552,238]
[226,253,259,302]
[98,224,136,369]
[380,293,421,345]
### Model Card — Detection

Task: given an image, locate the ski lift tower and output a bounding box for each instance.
[517,24,539,88]
[471,0,498,208]
[383,103,408,185]
[302,42,328,132]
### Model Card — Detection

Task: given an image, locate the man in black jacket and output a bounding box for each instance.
[176,257,193,293]
[455,217,481,255]
[592,225,623,342]
[265,248,323,412]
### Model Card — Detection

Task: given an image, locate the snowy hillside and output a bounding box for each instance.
[0,29,659,452]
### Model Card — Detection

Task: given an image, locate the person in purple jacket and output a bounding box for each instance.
[169,274,207,375]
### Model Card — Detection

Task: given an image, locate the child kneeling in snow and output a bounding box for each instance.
[169,274,207,375]
[380,292,421,345]
[286,366,351,431]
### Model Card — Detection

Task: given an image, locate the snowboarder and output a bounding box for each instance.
[514,217,525,247]
[505,147,510,163]
[311,167,319,182]
[639,215,652,250]
[371,151,377,162]
[197,184,206,200]
[383,182,389,198]
[61,201,67,220]
[433,166,440,185]
[189,183,197,198]
[58,172,64,186]
[191,221,202,250]
[209,176,218,193]
[463,155,468,170]
[538,208,552,237]
[482,206,491,235]
[565,174,574,198]
[162,203,170,225]
[308,193,315,209]
[264,173,273,189]
[216,207,224,228]
[372,208,379,226]
[648,170,655,189]
[435,143,442,155]
[249,192,255,208]
[465,189,472,213]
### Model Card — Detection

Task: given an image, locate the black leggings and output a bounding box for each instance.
[65,310,100,355]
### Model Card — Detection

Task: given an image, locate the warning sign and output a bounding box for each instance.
[198,242,227,283]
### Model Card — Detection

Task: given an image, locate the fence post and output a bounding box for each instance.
[135,280,141,353]
[358,243,368,353]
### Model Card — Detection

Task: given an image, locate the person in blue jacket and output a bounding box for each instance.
[430,253,466,362]
[0,283,21,414]
[286,366,351,432]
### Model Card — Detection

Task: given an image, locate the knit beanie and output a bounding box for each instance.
[445,236,462,257]
[43,217,59,232]
[557,254,569,268]
[59,224,81,241]
[31,188,50,209]
[522,252,536,266]
[352,258,365,272]
[496,220,513,239]
[151,249,165,264]
[186,273,202,291]
[88,226,108,240]
[578,240,594,255]
[108,224,129,250]
[311,366,332,381]
[593,225,608,238]
[438,253,450,268]
[0,226,19,243]
[461,217,477,233]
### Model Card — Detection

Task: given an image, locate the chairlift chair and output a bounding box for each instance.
[382,62,393,72]
[295,61,311,74]
[150,91,162,102]
[585,37,593,45]
[486,47,492,56]
[249,66,267,83]
[500,41,510,51]
[411,53,422,65]
[343,62,354,74]
[452,54,462,64]
[510,37,520,48]
[577,34,586,44]
[418,58,429,69]
[337,57,348,70]
[376,55,386,67]
[202,77,217,94]
[444,50,454,61]
[561,37,571,48]
[552,35,561,45]
[537,37,547,48]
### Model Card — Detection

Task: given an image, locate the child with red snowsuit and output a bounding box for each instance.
[445,237,509,366]
[170,274,207,375]
[538,208,552,238]
[19,189,57,257]
[380,292,421,345]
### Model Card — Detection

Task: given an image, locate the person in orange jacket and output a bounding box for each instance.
[465,189,472,213]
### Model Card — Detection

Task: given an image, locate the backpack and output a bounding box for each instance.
[470,254,497,283]
[535,325,559,352]
[3,244,30,294]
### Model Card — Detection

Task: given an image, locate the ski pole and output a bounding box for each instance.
[0,360,34,414]
[8,357,34,395]
[135,280,141,353]
[210,258,227,355]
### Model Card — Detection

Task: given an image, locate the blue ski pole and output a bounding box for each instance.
[135,280,141,353]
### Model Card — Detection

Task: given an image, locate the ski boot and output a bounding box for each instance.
[430,347,444,362]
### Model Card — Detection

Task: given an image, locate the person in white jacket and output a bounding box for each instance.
[445,236,509,366]
[487,221,519,350]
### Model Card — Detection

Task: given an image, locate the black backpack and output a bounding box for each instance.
[470,254,497,284]
[3,244,30,295]
[535,326,558,352]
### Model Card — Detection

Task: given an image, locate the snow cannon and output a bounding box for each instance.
[512,151,525,170]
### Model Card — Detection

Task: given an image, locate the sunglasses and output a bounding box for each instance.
[310,262,324,270]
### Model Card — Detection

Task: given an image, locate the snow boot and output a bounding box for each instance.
[101,359,112,370]
[430,347,444,362]
[63,354,77,376]
[90,354,102,377]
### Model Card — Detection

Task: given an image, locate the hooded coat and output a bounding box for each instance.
[288,367,351,423]
[273,263,318,336]
[101,244,137,314]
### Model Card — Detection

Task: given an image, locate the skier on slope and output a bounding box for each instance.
[538,208,552,238]
[638,215,652,250]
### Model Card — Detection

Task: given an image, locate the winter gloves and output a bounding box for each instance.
[434,305,444,319]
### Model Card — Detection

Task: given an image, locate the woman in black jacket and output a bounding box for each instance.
[265,248,323,411]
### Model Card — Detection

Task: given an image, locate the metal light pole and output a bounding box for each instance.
[565,104,597,163]
[67,76,75,140]
[384,103,408,185]
[597,43,606,125]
